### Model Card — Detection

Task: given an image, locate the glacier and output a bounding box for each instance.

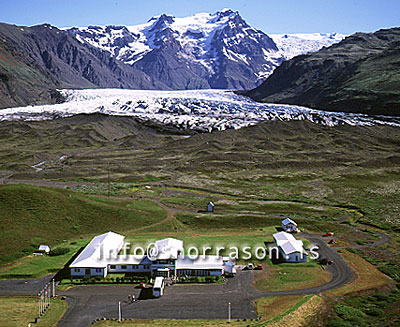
[0,89,399,132]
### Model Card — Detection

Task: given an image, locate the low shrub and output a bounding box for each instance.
[327,318,352,327]
[334,304,366,326]
[365,307,384,317]
[49,247,70,256]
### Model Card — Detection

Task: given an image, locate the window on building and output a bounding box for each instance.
[110,265,116,269]
[156,259,168,264]
[74,268,80,272]
[133,265,138,270]
[121,265,127,269]
[95,268,102,273]
[143,265,150,269]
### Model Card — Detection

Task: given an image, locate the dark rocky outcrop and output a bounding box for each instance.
[246,28,400,116]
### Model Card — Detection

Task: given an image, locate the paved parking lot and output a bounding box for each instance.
[0,273,55,296]
[58,271,260,327]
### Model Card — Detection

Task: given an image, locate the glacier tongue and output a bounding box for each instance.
[0,89,399,131]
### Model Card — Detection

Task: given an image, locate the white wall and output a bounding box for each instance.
[279,248,308,263]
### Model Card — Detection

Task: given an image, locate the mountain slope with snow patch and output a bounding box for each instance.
[65,10,343,90]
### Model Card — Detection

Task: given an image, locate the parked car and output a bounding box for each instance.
[243,263,254,270]
[318,258,334,265]
[323,232,335,237]
[254,264,263,270]
[328,239,337,244]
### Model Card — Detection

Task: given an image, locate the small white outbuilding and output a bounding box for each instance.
[38,245,50,254]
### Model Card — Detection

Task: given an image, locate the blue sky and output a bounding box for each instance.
[2,0,399,34]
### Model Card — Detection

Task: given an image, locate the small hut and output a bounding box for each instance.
[38,245,51,254]
[207,202,214,213]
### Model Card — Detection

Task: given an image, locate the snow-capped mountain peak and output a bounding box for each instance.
[270,32,346,60]
[65,10,344,90]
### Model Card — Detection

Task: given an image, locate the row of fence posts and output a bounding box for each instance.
[31,278,56,325]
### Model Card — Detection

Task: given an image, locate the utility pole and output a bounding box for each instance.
[107,161,111,197]
[52,279,56,297]
[118,301,122,322]
[228,302,231,322]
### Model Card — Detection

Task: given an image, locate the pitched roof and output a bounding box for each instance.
[106,255,151,265]
[176,255,224,270]
[273,231,296,243]
[69,231,125,268]
[152,238,184,259]
[273,231,306,255]
[282,218,297,226]
[279,240,306,255]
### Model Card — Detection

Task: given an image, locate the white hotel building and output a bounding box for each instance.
[69,232,226,278]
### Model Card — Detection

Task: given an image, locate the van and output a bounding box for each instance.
[152,277,165,297]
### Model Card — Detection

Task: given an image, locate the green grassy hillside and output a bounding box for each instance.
[0,184,166,264]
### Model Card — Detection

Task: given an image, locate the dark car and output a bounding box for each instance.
[319,258,333,265]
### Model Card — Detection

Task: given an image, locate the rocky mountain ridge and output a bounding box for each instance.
[0,10,344,110]
[246,27,400,116]
[65,9,343,90]
[0,22,164,109]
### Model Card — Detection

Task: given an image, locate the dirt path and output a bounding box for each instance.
[128,197,189,233]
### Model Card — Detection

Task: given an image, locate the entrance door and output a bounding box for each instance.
[85,268,91,275]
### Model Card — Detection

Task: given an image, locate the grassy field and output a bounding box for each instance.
[254,261,330,292]
[0,239,88,279]
[0,184,167,266]
[0,297,67,327]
